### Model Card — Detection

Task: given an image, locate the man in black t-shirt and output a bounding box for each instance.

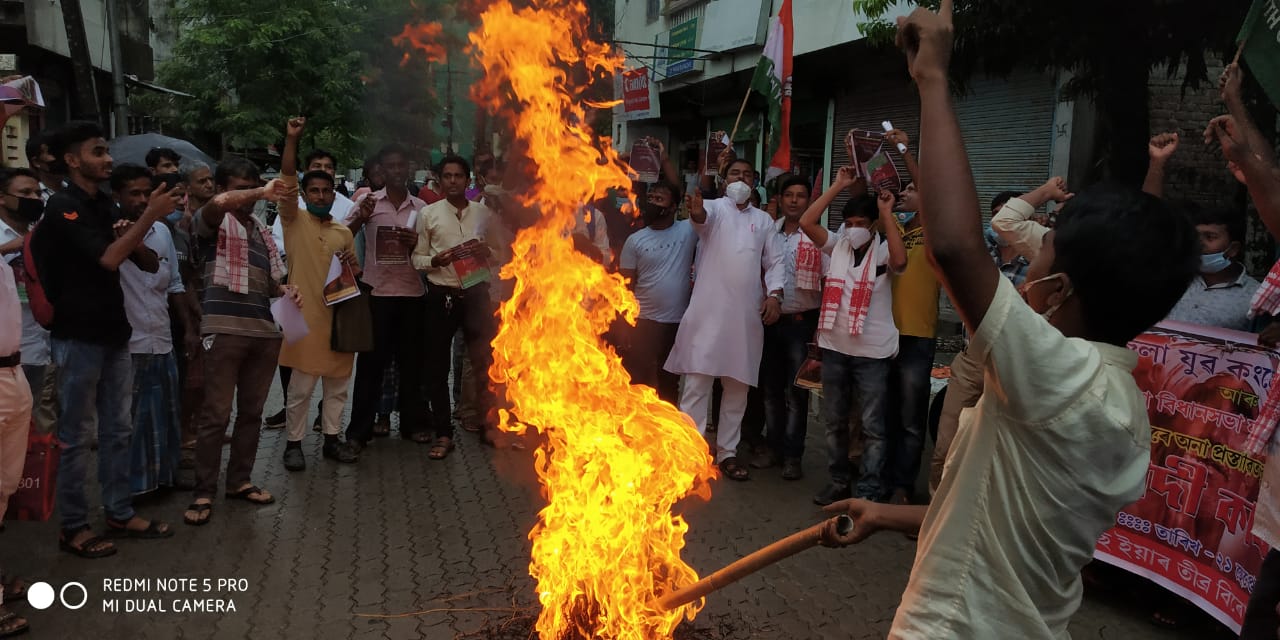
[31,121,178,558]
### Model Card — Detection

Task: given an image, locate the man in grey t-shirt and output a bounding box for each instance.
[619,181,697,403]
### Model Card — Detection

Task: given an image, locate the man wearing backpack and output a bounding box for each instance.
[30,121,179,558]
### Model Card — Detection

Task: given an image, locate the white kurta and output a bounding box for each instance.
[664,197,785,386]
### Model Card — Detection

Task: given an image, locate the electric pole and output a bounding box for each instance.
[60,0,101,122]
[104,0,129,136]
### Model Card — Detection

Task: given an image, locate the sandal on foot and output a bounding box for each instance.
[183,503,213,527]
[409,431,434,444]
[0,608,29,638]
[428,437,454,460]
[718,457,750,481]
[58,526,117,559]
[372,421,391,438]
[105,517,175,539]
[225,485,274,505]
[1,578,28,603]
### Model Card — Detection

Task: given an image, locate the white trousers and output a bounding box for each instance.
[679,374,748,463]
[286,372,351,442]
[0,366,32,523]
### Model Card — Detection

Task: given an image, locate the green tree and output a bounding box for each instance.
[852,0,1255,184]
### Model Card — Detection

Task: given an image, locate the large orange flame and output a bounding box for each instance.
[393,22,448,65]
[468,1,716,638]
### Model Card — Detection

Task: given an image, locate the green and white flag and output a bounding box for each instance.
[1239,0,1280,108]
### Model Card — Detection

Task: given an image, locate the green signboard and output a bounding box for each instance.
[666,18,698,77]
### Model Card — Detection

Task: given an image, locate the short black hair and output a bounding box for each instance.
[48,121,104,173]
[779,175,812,198]
[1189,204,1246,244]
[145,147,181,169]
[842,194,878,222]
[1051,183,1198,345]
[991,190,1022,212]
[304,149,337,169]
[648,180,680,204]
[301,169,335,190]
[438,155,470,177]
[377,143,409,165]
[109,164,152,192]
[214,156,261,188]
[0,167,38,193]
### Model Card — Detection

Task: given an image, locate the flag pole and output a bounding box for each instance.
[1232,38,1247,65]
[729,86,752,142]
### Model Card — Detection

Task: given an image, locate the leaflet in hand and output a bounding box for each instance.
[375,226,410,266]
[323,254,361,305]
[450,239,491,289]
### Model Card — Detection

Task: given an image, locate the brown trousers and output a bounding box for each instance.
[193,334,281,499]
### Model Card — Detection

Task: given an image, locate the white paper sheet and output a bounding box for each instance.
[270,296,309,344]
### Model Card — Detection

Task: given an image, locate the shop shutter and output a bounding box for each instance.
[954,73,1058,223]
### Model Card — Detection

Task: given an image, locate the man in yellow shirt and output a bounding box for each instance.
[277,117,358,471]
[824,4,1199,638]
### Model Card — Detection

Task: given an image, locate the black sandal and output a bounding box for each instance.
[105,517,175,539]
[718,457,750,481]
[1,577,28,603]
[0,608,29,638]
[225,485,274,505]
[58,526,117,559]
[183,503,212,527]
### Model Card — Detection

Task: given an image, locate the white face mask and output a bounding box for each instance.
[845,226,871,249]
[725,181,752,205]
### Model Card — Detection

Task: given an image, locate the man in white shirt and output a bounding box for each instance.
[799,170,907,503]
[823,5,1200,638]
[271,148,355,258]
[111,165,199,495]
[664,156,785,482]
[412,155,498,457]
[618,181,697,404]
[0,169,49,399]
[990,175,1073,261]
[751,175,827,480]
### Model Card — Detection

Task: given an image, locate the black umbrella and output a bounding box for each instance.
[109,133,216,170]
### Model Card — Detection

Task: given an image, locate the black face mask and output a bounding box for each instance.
[640,201,672,224]
[10,196,43,224]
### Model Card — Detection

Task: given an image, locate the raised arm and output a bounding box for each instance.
[200,182,279,230]
[278,117,304,223]
[1212,119,1280,241]
[799,166,858,248]
[95,185,175,271]
[897,0,999,332]
[684,187,707,225]
[877,190,908,274]
[1143,132,1178,198]
[1221,63,1277,168]
[991,176,1071,261]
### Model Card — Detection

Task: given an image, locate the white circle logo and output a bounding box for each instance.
[59,582,88,610]
[27,582,55,610]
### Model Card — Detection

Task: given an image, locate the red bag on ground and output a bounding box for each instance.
[6,425,60,522]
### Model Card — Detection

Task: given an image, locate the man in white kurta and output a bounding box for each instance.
[665,162,785,479]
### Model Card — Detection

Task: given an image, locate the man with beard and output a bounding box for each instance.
[618,181,697,404]
[33,121,176,554]
[664,155,786,481]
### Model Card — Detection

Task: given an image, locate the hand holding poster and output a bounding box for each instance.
[705,131,729,177]
[451,239,492,289]
[845,129,902,194]
[374,226,413,266]
[629,138,662,184]
[1095,323,1275,632]
[323,254,361,305]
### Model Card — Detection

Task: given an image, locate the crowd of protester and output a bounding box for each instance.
[0,6,1279,636]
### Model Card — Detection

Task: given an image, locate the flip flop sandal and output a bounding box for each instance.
[183,503,213,527]
[225,485,275,505]
[0,610,29,638]
[718,457,750,481]
[105,518,175,539]
[58,527,117,559]
[428,437,455,460]
[1,578,28,603]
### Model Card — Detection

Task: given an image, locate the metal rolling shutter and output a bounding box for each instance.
[827,84,919,228]
[954,73,1058,223]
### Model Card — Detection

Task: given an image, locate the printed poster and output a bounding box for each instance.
[704,131,729,177]
[629,139,662,184]
[845,129,901,194]
[451,239,492,289]
[323,254,360,306]
[374,226,410,266]
[1095,322,1275,632]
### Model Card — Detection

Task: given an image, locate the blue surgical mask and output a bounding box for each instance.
[305,201,334,218]
[165,210,183,224]
[1200,252,1231,274]
[895,211,917,226]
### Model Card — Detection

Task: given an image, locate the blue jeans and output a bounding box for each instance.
[761,311,818,460]
[52,338,136,530]
[820,348,891,498]
[887,335,936,494]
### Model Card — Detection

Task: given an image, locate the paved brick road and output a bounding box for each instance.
[4,385,1236,639]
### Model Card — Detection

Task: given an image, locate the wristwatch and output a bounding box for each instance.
[769,292,783,303]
